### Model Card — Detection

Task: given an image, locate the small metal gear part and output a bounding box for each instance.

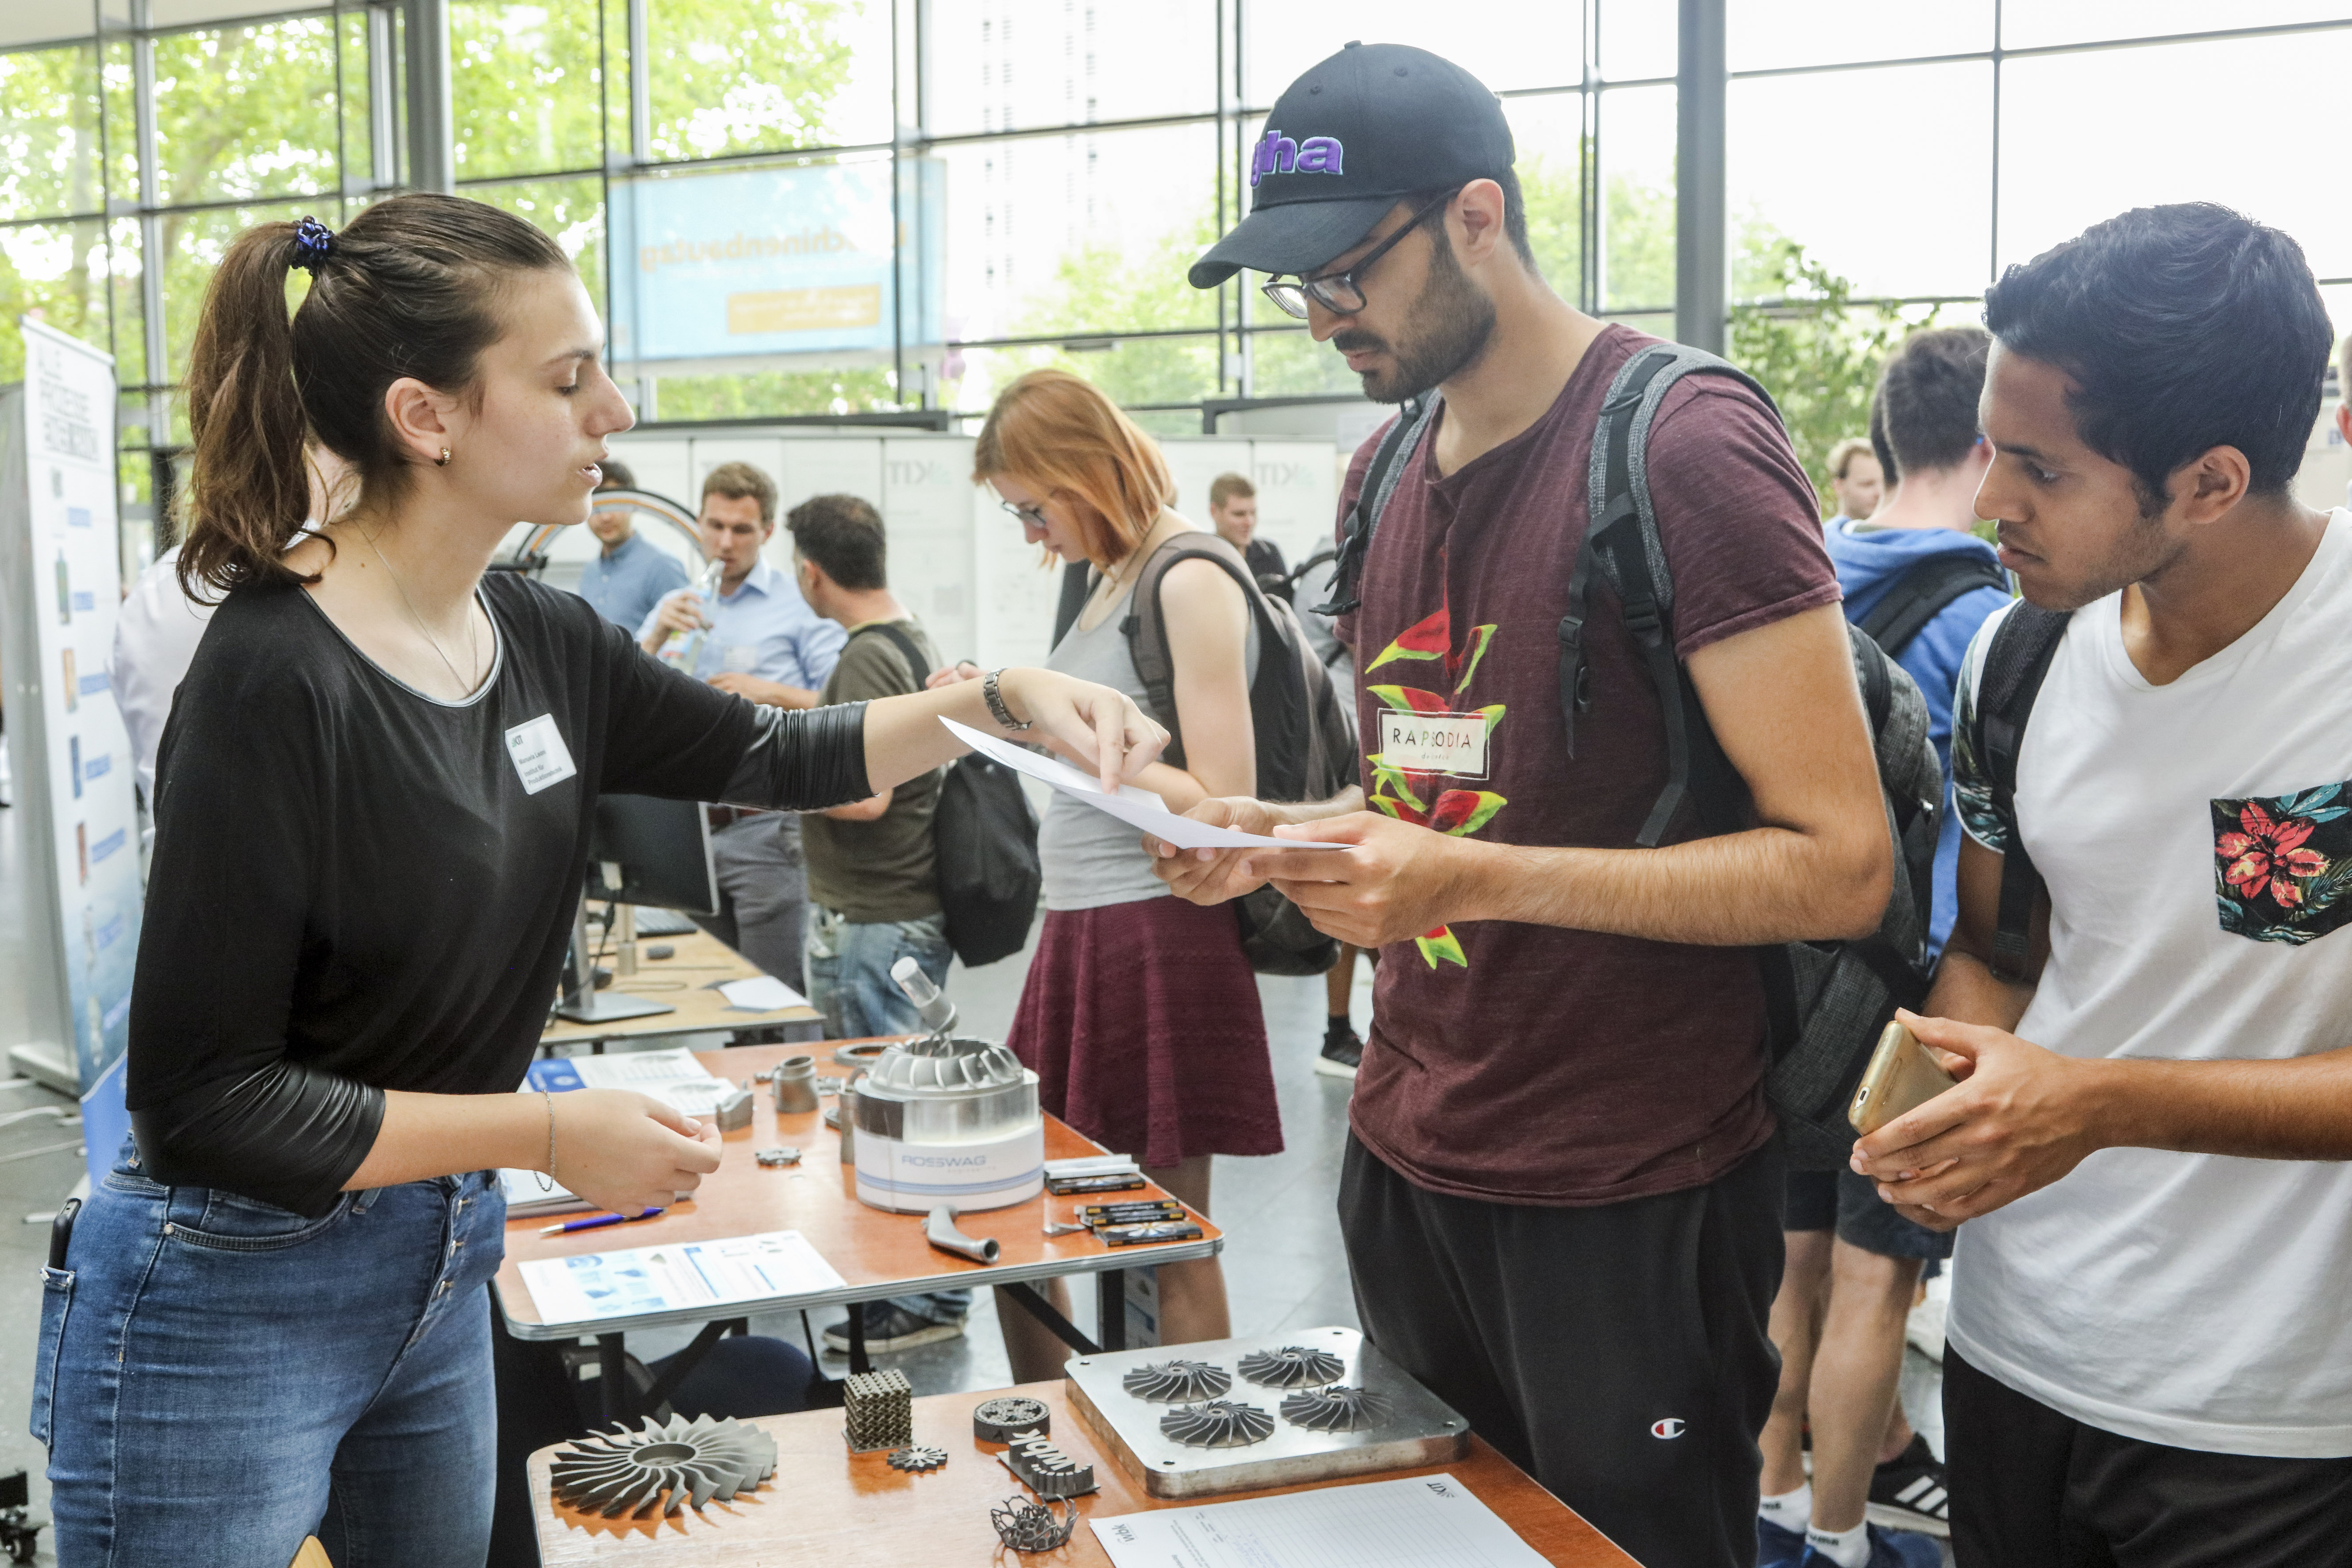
[1237,1345,1347,1388]
[885,1445,947,1472]
[972,1395,1051,1444]
[754,1146,801,1167]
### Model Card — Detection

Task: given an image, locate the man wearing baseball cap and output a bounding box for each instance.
[1158,43,1899,1568]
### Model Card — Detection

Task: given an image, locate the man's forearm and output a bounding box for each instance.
[2093,1050,2352,1162]
[1458,823,1885,946]
[1921,948,2035,1033]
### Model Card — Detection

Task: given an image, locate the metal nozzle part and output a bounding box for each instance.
[924,1204,1001,1264]
[769,1053,820,1114]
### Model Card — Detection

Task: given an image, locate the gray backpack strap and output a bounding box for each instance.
[1315,394,1443,617]
[1560,343,1781,846]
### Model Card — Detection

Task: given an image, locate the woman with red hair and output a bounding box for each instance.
[959,369,1279,1371]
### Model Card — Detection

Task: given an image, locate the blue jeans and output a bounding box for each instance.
[804,905,951,1040]
[40,1139,506,1568]
[806,907,965,1325]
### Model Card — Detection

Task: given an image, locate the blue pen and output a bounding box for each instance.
[540,1208,665,1237]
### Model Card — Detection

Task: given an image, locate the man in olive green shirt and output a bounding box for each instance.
[787,493,968,1353]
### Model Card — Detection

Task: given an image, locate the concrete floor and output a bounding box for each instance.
[0,788,1951,1563]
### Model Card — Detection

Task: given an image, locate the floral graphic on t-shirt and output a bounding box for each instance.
[2213,784,2352,944]
[1362,605,1508,968]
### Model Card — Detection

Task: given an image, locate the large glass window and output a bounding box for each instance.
[924,0,1216,137]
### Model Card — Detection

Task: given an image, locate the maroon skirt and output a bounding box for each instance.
[1008,895,1283,1169]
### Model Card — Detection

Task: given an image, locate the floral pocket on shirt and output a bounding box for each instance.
[2213,783,2352,944]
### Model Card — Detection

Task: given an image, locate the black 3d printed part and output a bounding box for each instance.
[1003,1432,1098,1498]
[549,1414,778,1518]
[991,1495,1077,1553]
[1279,1385,1394,1433]
[1122,1359,1233,1403]
[886,1445,948,1472]
[973,1395,1051,1444]
[1237,1345,1347,1388]
[843,1369,915,1452]
[1159,1400,1276,1448]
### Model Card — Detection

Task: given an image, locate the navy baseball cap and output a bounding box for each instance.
[1188,42,1516,290]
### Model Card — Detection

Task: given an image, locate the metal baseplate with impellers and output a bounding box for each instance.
[999,1430,1098,1499]
[973,1395,1051,1444]
[549,1414,778,1519]
[886,1445,948,1472]
[991,1495,1078,1553]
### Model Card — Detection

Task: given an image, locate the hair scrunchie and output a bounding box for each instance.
[290,216,335,275]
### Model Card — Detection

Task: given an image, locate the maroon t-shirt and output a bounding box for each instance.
[1336,325,1840,1206]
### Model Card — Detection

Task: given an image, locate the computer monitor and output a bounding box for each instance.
[585,794,718,915]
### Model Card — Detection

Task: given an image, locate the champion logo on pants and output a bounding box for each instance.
[1651,1418,1686,1439]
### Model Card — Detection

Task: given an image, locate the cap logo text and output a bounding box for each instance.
[1252,128,1344,186]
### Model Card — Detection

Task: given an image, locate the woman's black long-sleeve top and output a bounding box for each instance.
[126,572,870,1215]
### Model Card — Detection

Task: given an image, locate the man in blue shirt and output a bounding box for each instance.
[575,459,689,630]
[639,461,846,990]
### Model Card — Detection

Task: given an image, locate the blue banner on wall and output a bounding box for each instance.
[609,158,944,368]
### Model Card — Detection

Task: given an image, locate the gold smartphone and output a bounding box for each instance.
[1848,1020,1958,1137]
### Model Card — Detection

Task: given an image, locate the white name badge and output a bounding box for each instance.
[1378,709,1490,780]
[504,713,578,795]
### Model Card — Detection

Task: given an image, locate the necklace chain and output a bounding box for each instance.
[359,525,480,696]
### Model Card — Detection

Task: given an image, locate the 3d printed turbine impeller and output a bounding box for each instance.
[1159,1399,1276,1448]
[549,1413,778,1518]
[1278,1384,1393,1433]
[1122,1359,1233,1403]
[1236,1345,1347,1388]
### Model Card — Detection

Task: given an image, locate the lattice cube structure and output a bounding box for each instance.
[843,1369,915,1453]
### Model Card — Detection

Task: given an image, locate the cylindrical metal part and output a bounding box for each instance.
[924,1205,1001,1264]
[770,1054,820,1115]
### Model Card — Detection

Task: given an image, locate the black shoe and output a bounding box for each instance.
[1315,1022,1363,1080]
[821,1304,965,1355]
[1867,1434,1950,1537]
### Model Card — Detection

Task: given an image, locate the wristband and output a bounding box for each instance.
[538,1090,557,1191]
[983,669,1031,732]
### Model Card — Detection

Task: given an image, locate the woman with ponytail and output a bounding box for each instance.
[37,196,1164,1568]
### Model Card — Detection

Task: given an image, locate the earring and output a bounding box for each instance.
[435,447,451,467]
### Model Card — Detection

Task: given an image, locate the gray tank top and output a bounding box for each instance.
[1039,558,1259,912]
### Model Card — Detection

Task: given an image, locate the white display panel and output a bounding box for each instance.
[880,436,979,666]
[1247,440,1344,570]
[1159,439,1253,527]
[0,323,141,1176]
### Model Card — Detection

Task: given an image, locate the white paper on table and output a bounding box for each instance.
[567,1045,730,1117]
[715,975,810,1013]
[1089,1474,1552,1568]
[940,717,1346,851]
[519,1229,846,1327]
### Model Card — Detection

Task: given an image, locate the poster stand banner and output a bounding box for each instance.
[0,319,139,1183]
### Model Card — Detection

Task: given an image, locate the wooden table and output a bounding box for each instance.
[495,1043,1224,1413]
[539,928,820,1050]
[527,1379,1642,1566]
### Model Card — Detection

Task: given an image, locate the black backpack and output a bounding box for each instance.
[1324,343,1945,1169]
[1852,550,2010,661]
[1963,601,2072,982]
[1120,532,1360,976]
[861,623,1041,969]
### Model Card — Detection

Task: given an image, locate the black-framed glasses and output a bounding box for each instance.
[1000,499,1051,528]
[1260,188,1459,320]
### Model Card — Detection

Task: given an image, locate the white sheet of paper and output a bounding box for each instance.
[519,1229,846,1327]
[1089,1474,1552,1568]
[567,1045,730,1117]
[716,975,810,1013]
[940,717,1346,851]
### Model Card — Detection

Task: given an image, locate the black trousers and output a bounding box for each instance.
[1338,1133,1785,1568]
[1946,1347,2352,1568]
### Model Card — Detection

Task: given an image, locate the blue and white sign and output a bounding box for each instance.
[609,158,944,370]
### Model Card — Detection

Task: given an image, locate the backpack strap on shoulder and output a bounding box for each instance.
[1122,532,1289,782]
[855,620,934,690]
[1565,343,1779,847]
[1317,395,1441,617]
[1854,550,2011,660]
[1975,602,2070,982]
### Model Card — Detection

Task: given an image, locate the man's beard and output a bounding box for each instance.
[1332,234,1497,405]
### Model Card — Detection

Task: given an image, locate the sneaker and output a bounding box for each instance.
[1314,1023,1363,1080]
[1799,1524,1941,1568]
[1868,1435,1951,1537]
[1758,1515,1807,1568]
[821,1303,965,1355]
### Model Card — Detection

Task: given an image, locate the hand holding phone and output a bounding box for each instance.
[1849,1020,1959,1137]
